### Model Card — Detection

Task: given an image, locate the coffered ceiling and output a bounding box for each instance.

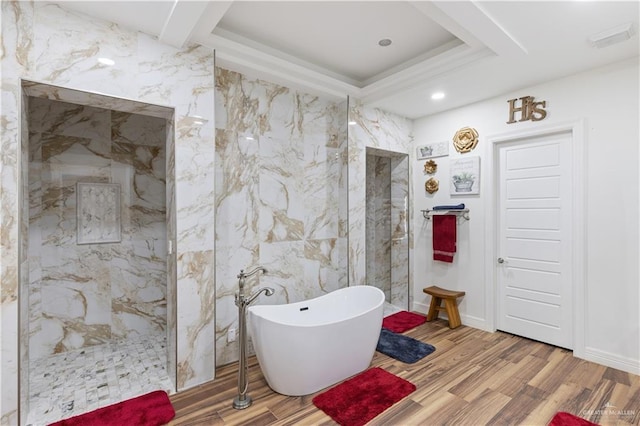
[52,1,639,119]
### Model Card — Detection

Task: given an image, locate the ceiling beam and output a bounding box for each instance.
[417,1,527,57]
[159,0,214,48]
[410,1,485,49]
[191,1,234,42]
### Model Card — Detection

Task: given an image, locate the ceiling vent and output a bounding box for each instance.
[588,23,635,48]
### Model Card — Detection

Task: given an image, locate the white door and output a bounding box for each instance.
[497,131,573,349]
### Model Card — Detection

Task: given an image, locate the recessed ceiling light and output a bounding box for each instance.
[348,121,357,126]
[378,38,392,47]
[97,57,115,66]
[431,92,445,100]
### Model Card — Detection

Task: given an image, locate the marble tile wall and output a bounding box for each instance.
[366,154,392,299]
[390,155,410,310]
[0,3,416,424]
[214,68,348,365]
[19,88,32,425]
[164,116,177,396]
[348,102,413,308]
[365,152,410,310]
[1,2,215,423]
[27,97,167,361]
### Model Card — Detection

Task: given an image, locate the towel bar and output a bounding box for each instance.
[421,209,470,221]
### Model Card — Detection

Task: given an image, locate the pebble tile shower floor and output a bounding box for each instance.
[26,336,174,426]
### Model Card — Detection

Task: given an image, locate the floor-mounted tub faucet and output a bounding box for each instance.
[237,266,267,300]
[233,266,273,410]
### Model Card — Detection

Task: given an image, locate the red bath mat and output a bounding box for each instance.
[548,412,599,426]
[312,367,416,426]
[383,311,426,333]
[48,390,175,426]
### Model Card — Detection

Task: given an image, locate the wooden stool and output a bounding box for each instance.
[423,286,465,329]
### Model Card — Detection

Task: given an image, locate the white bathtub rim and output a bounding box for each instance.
[248,285,385,328]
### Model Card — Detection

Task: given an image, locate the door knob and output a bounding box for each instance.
[497,258,505,264]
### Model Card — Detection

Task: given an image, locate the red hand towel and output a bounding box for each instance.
[433,214,456,263]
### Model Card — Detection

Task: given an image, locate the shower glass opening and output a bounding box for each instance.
[19,81,177,425]
[365,147,410,312]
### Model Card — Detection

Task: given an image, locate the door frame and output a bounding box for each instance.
[484,119,586,358]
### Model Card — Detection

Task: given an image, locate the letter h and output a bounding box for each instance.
[507,96,533,124]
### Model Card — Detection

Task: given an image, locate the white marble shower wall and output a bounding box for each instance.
[365,151,409,309]
[348,102,413,308]
[27,97,167,360]
[366,154,392,299]
[390,155,410,310]
[214,68,348,365]
[2,2,214,422]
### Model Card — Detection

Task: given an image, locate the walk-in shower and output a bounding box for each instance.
[19,82,177,425]
[365,147,410,311]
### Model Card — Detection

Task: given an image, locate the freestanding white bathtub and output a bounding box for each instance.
[248,285,385,396]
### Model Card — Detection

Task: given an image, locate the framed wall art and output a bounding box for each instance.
[450,156,480,195]
[77,182,122,244]
[416,141,448,160]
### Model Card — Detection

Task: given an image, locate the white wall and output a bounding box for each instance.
[412,58,639,374]
[348,102,414,292]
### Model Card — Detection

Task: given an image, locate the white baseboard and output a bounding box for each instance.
[413,301,429,315]
[412,301,489,331]
[582,347,640,375]
[415,300,639,374]
[460,314,489,331]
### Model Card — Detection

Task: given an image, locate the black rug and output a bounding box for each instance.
[376,328,436,363]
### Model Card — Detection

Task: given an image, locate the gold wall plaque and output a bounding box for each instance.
[507,96,547,124]
[425,177,439,194]
[424,160,437,174]
[453,127,479,153]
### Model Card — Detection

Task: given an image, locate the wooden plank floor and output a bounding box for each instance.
[168,320,640,426]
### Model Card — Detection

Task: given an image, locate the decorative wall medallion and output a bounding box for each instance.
[424,160,437,174]
[425,177,439,194]
[452,127,479,153]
